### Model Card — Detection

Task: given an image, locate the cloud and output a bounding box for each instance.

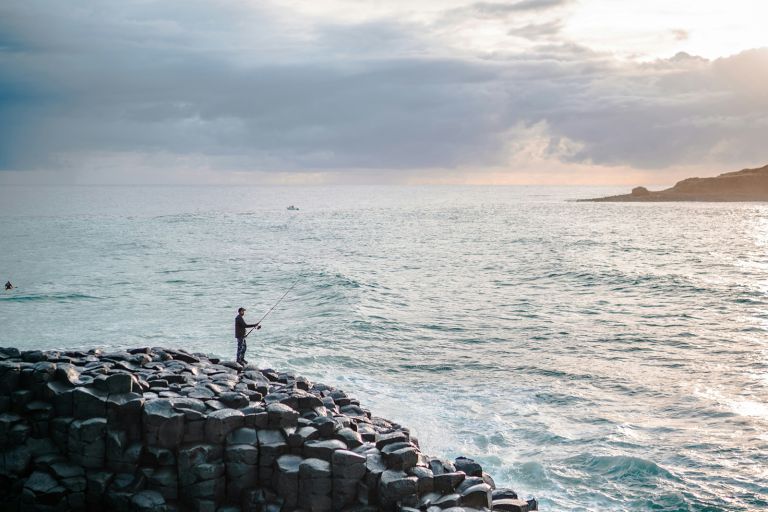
[671,29,689,41]
[470,0,572,16]
[508,20,564,39]
[0,0,766,183]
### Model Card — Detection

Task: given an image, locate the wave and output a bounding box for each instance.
[528,268,721,298]
[0,292,102,302]
[156,268,205,275]
[565,454,679,482]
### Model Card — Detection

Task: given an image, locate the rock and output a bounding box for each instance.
[45,381,74,416]
[331,449,366,479]
[72,386,108,419]
[275,454,302,508]
[303,439,347,461]
[408,465,434,493]
[107,392,144,437]
[86,470,114,500]
[143,399,185,449]
[288,426,319,448]
[330,449,366,509]
[186,386,215,400]
[339,404,368,418]
[69,417,107,468]
[454,456,483,477]
[359,452,386,504]
[0,346,531,511]
[299,457,332,480]
[130,490,167,512]
[382,445,419,470]
[21,350,45,363]
[54,364,80,386]
[257,429,287,482]
[492,488,518,500]
[106,373,136,394]
[178,443,224,486]
[105,430,142,471]
[143,446,176,467]
[0,347,21,359]
[225,443,259,465]
[171,396,206,413]
[267,403,299,428]
[219,392,249,409]
[432,493,461,508]
[2,444,32,475]
[106,472,147,512]
[379,469,418,504]
[419,491,443,508]
[482,471,496,490]
[50,462,85,480]
[164,350,199,364]
[460,483,492,509]
[429,457,457,475]
[299,458,332,511]
[205,409,244,444]
[334,427,363,448]
[456,476,485,494]
[242,407,269,429]
[492,498,531,512]
[23,470,65,504]
[226,427,258,446]
[357,424,377,443]
[225,454,258,503]
[27,436,58,458]
[146,467,178,500]
[296,391,324,411]
[434,472,465,494]
[312,416,337,438]
[0,362,21,395]
[376,431,408,451]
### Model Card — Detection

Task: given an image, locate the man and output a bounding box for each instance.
[4,281,12,291]
[235,307,259,365]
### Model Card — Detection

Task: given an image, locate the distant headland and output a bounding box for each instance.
[583,164,768,202]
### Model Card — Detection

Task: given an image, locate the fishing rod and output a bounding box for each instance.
[245,278,300,337]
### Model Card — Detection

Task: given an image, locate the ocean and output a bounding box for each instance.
[1,185,767,511]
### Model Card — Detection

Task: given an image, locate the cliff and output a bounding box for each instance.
[583,164,768,202]
[0,346,535,512]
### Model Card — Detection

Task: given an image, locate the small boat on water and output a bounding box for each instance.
[287,205,299,211]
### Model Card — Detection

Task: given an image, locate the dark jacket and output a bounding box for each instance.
[235,315,257,338]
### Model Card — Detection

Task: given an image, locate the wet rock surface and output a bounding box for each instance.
[0,347,535,511]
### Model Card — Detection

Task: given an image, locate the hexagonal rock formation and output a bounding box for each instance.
[0,347,537,512]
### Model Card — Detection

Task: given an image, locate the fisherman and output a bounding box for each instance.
[235,307,260,365]
[4,281,12,291]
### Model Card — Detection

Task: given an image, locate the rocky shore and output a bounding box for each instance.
[0,347,536,512]
[582,163,768,202]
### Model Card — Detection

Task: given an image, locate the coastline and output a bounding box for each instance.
[0,346,536,512]
[581,164,768,202]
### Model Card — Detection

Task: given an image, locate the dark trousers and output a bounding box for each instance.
[236,337,247,363]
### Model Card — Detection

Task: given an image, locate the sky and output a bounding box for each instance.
[0,0,766,186]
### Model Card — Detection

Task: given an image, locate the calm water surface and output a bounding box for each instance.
[1,185,767,511]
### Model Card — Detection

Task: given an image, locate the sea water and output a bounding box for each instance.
[1,185,767,511]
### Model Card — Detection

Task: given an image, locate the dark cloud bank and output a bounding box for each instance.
[0,0,766,181]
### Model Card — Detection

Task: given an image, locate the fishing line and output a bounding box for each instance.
[245,277,300,337]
